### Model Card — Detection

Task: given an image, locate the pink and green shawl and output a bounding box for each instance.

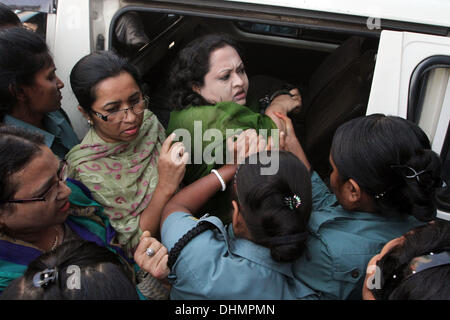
[65,110,165,256]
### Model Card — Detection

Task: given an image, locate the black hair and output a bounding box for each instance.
[0,3,20,29]
[167,33,244,110]
[0,240,139,300]
[370,220,450,300]
[330,114,442,222]
[0,27,52,121]
[0,125,45,211]
[234,151,312,262]
[167,151,312,267]
[70,50,142,113]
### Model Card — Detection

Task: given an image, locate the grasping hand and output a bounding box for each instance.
[273,111,301,153]
[274,111,311,170]
[269,88,302,113]
[265,88,302,133]
[157,133,189,195]
[134,231,170,280]
[226,129,267,164]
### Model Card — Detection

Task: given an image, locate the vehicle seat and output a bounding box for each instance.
[291,36,377,181]
[113,12,150,58]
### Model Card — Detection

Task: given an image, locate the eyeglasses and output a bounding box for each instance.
[5,161,68,204]
[93,96,148,123]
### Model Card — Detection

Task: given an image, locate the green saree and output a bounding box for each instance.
[166,101,276,221]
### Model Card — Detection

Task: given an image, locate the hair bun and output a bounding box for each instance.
[270,240,308,263]
[402,150,443,190]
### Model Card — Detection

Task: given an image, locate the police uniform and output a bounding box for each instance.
[4,110,79,159]
[162,212,318,300]
[293,172,425,299]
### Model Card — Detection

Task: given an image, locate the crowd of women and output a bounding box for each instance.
[0,3,448,300]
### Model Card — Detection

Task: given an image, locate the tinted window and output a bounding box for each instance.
[408,60,450,214]
[236,21,349,44]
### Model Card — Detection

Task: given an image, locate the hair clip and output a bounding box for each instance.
[391,164,447,189]
[33,268,58,288]
[284,194,302,210]
[390,164,431,182]
[390,251,450,282]
[374,191,386,199]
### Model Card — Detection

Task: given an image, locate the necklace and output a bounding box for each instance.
[48,225,62,252]
[9,225,63,252]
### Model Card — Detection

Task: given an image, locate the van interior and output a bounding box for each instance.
[110,10,380,181]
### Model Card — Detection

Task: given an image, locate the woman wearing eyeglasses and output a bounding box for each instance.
[0,27,79,159]
[0,126,135,293]
[65,51,188,262]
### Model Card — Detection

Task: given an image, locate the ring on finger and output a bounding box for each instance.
[146,247,155,257]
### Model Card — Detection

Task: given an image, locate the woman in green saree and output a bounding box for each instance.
[166,33,302,220]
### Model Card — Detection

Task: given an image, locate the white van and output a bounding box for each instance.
[5,0,450,220]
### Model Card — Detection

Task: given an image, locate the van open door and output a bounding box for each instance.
[367,30,450,221]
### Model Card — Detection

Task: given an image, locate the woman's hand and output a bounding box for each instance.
[274,112,311,170]
[265,88,302,133]
[139,134,189,238]
[226,129,267,164]
[134,231,170,280]
[268,88,302,113]
[274,112,298,152]
[156,133,189,196]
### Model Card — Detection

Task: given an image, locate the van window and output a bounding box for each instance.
[236,22,298,38]
[2,0,54,13]
[407,56,450,128]
[235,21,349,44]
[408,59,450,214]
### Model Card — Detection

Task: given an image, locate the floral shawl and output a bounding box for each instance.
[65,110,165,256]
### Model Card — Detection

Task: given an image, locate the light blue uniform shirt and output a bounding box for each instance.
[3,110,79,159]
[293,172,425,300]
[162,212,319,300]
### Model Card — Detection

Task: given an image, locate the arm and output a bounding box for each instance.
[160,127,268,227]
[139,133,188,239]
[135,164,236,283]
[134,231,171,288]
[274,112,311,171]
[264,88,302,132]
[161,164,237,228]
